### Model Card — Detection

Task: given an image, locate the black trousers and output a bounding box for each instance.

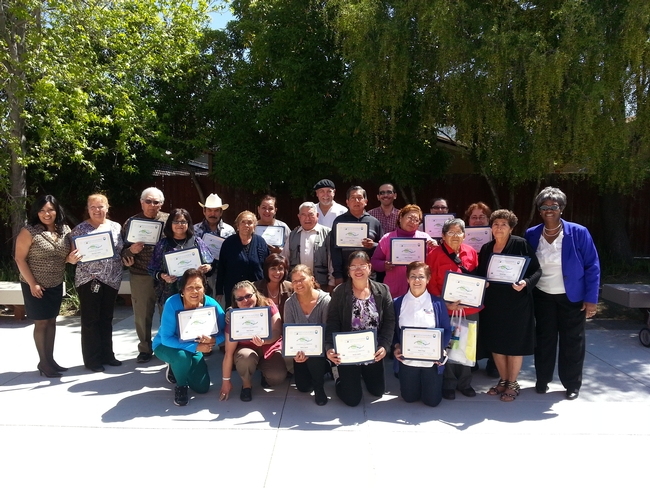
[78,281,118,368]
[336,359,385,407]
[293,357,329,392]
[533,288,586,391]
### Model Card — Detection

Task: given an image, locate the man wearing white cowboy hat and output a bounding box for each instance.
[194,193,235,300]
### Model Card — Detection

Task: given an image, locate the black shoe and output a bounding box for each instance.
[174,385,189,406]
[566,389,579,400]
[106,358,122,367]
[535,383,549,394]
[261,376,270,388]
[37,364,62,378]
[458,387,476,398]
[442,389,456,400]
[314,387,328,406]
[165,364,177,384]
[240,387,252,402]
[86,365,105,373]
[136,352,152,363]
[52,362,68,372]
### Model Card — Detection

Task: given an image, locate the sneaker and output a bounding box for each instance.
[136,352,152,363]
[166,364,177,384]
[174,385,189,406]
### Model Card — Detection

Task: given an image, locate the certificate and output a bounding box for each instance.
[335,222,369,247]
[255,226,285,246]
[73,232,116,263]
[176,306,219,342]
[201,233,225,260]
[125,219,163,245]
[282,324,324,357]
[441,271,486,308]
[390,238,426,265]
[229,306,271,341]
[333,330,377,365]
[464,226,492,252]
[401,327,444,361]
[164,248,202,277]
[486,254,530,284]
[423,214,455,238]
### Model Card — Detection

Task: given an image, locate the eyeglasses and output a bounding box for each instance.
[539,204,560,211]
[431,206,448,211]
[144,199,162,206]
[349,264,369,271]
[172,220,188,225]
[403,215,421,222]
[378,190,394,196]
[235,293,254,302]
[89,206,106,212]
[445,231,464,237]
[408,275,427,281]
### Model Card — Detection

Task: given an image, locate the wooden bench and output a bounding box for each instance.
[602,284,650,346]
[0,281,67,320]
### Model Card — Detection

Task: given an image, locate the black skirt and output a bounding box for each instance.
[20,282,64,320]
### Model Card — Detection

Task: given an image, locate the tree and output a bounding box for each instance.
[1,0,214,242]
[331,1,650,256]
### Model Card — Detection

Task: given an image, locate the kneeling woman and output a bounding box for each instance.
[325,251,395,407]
[393,262,452,407]
[284,265,331,405]
[153,269,225,406]
[219,281,286,402]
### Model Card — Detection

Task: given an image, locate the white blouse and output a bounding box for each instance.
[535,232,566,295]
[399,291,437,368]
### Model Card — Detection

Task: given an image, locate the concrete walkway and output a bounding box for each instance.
[1,307,649,487]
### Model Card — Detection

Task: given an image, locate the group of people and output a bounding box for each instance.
[15,181,600,408]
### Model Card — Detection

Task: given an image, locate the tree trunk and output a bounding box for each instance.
[600,192,634,265]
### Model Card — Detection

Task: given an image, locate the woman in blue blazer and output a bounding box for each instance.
[525,187,600,400]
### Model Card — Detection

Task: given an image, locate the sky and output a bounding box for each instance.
[208,6,234,30]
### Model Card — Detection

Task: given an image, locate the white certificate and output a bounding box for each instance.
[164,248,202,277]
[201,234,225,260]
[73,232,116,263]
[255,225,285,246]
[390,238,426,265]
[486,254,530,284]
[423,214,455,239]
[125,219,163,245]
[441,271,486,308]
[335,222,369,247]
[464,226,492,252]
[229,306,271,341]
[177,306,219,342]
[282,324,324,357]
[333,330,377,365]
[401,327,443,361]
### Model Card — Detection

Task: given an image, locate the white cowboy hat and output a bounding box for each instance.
[199,193,229,210]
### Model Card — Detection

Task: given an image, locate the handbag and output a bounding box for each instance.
[447,309,477,367]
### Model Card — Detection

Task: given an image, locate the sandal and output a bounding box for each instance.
[487,379,507,396]
[500,380,520,402]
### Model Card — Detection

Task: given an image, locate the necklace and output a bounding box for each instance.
[173,237,187,248]
[543,223,562,237]
[268,286,279,299]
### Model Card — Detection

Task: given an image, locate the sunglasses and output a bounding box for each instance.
[235,293,254,302]
[378,190,394,196]
[539,205,560,211]
[144,199,162,205]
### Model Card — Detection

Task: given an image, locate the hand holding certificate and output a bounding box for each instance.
[390,238,426,265]
[229,307,271,342]
[73,232,116,263]
[332,330,377,364]
[441,271,487,308]
[164,248,202,277]
[177,306,219,342]
[486,254,530,284]
[400,327,443,361]
[282,324,324,357]
[335,223,369,247]
[125,219,163,245]
[255,226,285,247]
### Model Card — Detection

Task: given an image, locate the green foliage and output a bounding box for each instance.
[331,0,650,193]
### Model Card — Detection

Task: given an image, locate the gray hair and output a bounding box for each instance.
[298,201,318,213]
[534,186,566,210]
[442,218,466,234]
[140,187,165,203]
